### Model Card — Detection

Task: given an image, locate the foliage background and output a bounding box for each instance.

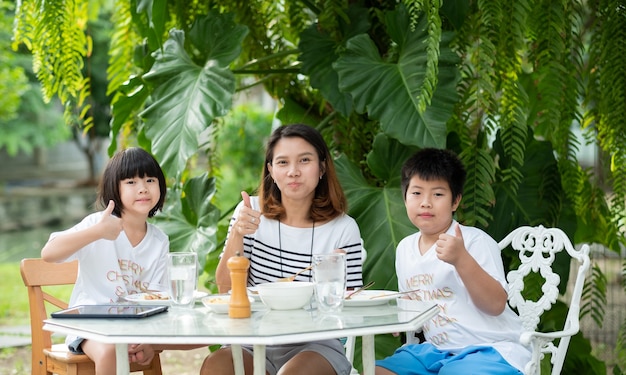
[9,0,626,373]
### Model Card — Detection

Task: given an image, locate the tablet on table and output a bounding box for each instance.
[51,304,168,319]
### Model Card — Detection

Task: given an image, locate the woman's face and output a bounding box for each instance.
[268,137,323,203]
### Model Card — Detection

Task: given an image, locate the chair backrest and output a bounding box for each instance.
[498,225,591,375]
[20,258,79,374]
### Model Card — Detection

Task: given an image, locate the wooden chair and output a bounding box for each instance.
[20,258,163,375]
[498,225,591,375]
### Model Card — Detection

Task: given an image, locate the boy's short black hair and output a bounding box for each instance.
[98,147,167,218]
[400,148,466,201]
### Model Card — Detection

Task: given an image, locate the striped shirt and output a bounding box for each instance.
[225,197,364,289]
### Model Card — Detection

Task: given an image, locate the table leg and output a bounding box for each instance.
[362,335,375,375]
[115,343,130,374]
[253,344,266,375]
[231,344,245,375]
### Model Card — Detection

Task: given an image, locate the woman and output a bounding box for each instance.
[201,124,364,375]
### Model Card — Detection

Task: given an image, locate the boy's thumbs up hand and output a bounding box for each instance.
[98,200,124,240]
[455,223,463,239]
[436,223,466,265]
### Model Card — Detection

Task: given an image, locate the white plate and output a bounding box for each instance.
[201,294,231,314]
[343,290,398,307]
[247,287,262,301]
[125,290,209,305]
[194,290,209,299]
[227,287,263,301]
[202,294,255,314]
[124,292,171,305]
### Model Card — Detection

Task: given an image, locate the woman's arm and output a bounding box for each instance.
[215,192,261,293]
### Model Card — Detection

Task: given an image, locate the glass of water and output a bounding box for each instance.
[168,252,197,309]
[313,253,346,313]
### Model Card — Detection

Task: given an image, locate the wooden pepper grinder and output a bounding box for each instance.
[228,251,251,318]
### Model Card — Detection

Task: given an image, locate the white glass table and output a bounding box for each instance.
[43,301,438,375]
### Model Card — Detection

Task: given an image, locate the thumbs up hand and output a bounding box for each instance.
[435,224,467,265]
[235,191,261,236]
[98,200,124,240]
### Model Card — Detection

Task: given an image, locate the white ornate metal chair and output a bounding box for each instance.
[344,226,590,374]
[498,225,591,375]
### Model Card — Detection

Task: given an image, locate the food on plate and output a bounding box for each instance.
[205,297,228,304]
[141,292,169,300]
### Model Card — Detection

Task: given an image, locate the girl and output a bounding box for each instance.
[42,147,168,374]
[200,124,364,375]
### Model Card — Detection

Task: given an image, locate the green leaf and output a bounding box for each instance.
[140,28,236,178]
[336,133,418,363]
[489,129,577,242]
[188,11,249,67]
[109,76,150,156]
[334,9,459,148]
[336,134,418,291]
[153,173,220,269]
[299,5,370,116]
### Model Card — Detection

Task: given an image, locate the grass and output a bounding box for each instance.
[0,260,213,326]
[0,262,72,326]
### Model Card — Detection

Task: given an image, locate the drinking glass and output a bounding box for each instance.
[168,252,197,308]
[313,253,346,313]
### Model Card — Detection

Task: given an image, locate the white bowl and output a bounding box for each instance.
[201,294,231,313]
[202,294,255,314]
[256,282,314,310]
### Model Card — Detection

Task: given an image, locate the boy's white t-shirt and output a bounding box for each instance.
[395,220,531,372]
[49,211,170,345]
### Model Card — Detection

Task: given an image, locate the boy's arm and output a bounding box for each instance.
[41,200,123,263]
[436,224,507,316]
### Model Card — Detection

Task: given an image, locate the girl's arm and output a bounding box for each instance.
[41,201,124,263]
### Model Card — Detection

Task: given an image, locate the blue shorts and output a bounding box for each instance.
[375,343,522,375]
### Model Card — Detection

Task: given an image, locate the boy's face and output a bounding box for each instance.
[404,175,461,238]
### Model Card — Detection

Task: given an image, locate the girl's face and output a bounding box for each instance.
[118,175,161,218]
[268,137,323,203]
[404,175,460,240]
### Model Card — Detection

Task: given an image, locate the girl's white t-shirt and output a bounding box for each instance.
[49,211,170,345]
[395,221,531,372]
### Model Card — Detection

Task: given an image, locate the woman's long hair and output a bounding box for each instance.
[258,124,347,222]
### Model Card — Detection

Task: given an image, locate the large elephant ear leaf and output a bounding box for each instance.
[299,5,370,116]
[334,8,459,148]
[153,173,219,269]
[336,134,417,290]
[141,20,240,178]
[188,12,248,67]
[366,134,419,186]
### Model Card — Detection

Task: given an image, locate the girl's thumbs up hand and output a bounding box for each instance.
[98,200,124,240]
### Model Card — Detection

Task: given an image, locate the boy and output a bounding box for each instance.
[375,148,530,375]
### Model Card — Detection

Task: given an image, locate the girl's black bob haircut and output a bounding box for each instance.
[98,147,166,218]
